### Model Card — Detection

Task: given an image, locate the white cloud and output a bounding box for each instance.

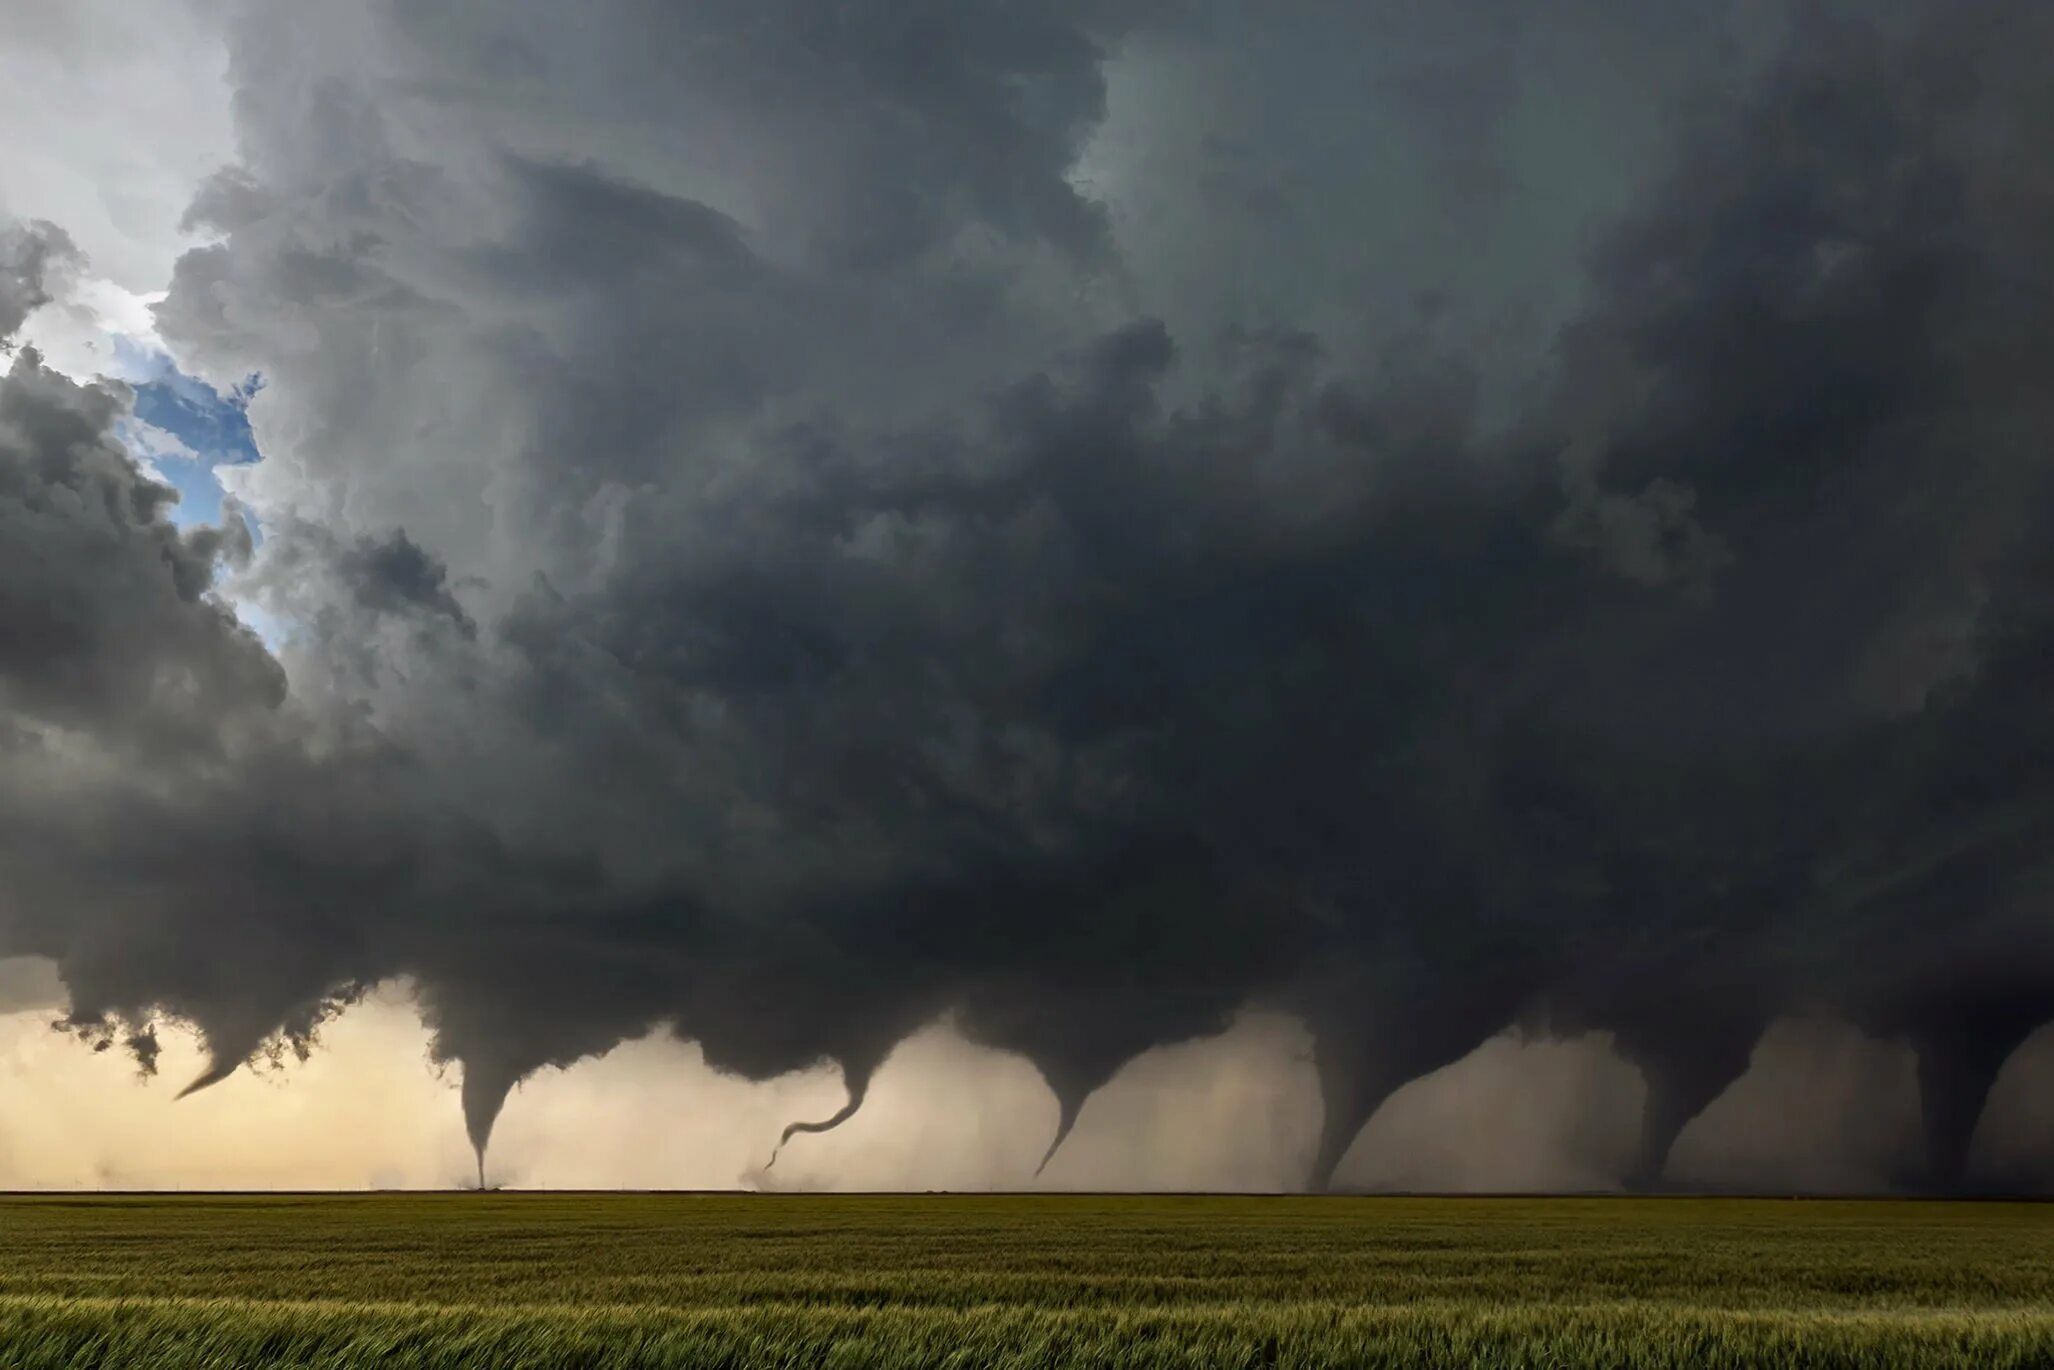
[0,0,233,295]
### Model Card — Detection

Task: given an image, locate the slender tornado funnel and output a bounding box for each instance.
[1304,977,1519,1191]
[1035,1092,1085,1179]
[1612,1009,1765,1189]
[460,1057,522,1189]
[1024,1049,1139,1180]
[172,1016,284,1101]
[174,1058,242,1101]
[766,1062,873,1170]
[1907,995,2050,1189]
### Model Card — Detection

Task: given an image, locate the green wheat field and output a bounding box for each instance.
[1,1193,2050,1367]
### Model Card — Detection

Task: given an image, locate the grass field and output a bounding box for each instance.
[1,1193,2049,1367]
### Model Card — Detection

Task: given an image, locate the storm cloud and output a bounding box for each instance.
[2,0,2052,1191]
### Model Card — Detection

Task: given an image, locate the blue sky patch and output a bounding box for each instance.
[111,337,264,531]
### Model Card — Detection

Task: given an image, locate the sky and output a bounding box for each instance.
[0,0,2051,1193]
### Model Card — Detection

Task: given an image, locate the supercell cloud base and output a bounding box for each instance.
[1,0,2052,1193]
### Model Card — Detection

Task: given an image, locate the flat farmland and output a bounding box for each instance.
[0,1193,2049,1367]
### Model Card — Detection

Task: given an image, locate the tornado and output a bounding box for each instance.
[1034,1101,1082,1179]
[1610,1007,1767,1188]
[1024,1048,1137,1180]
[950,852,1260,1182]
[1904,991,2053,1189]
[1300,970,1529,1191]
[966,1000,1243,1180]
[173,1058,242,1101]
[765,1059,873,1170]
[460,1056,524,1188]
[171,1012,286,1101]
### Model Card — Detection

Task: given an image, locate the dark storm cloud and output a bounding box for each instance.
[0,346,279,754]
[333,529,475,637]
[0,219,80,343]
[4,0,2053,1191]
